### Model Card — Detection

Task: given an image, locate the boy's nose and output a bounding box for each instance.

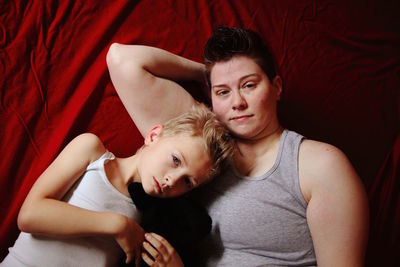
[164,175,178,188]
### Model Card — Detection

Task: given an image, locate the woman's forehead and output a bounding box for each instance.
[210,56,262,82]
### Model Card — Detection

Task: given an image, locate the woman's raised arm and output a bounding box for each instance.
[106,44,204,137]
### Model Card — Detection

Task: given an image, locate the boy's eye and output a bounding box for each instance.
[184,176,193,189]
[172,155,180,166]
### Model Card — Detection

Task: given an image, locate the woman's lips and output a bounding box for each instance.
[230,114,253,122]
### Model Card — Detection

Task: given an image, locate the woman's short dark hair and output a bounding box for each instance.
[204,26,277,85]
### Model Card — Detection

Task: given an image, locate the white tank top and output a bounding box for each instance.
[1,151,139,267]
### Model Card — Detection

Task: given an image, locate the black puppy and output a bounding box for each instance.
[123,182,212,266]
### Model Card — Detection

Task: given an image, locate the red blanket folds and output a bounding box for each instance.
[1,1,399,265]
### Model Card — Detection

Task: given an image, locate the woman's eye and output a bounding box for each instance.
[172,155,180,166]
[216,89,229,96]
[243,82,255,89]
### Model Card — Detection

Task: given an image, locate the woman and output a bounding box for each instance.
[107,27,369,266]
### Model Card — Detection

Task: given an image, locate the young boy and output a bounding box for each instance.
[0,103,234,267]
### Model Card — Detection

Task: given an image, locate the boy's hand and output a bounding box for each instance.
[113,214,145,266]
[142,233,184,267]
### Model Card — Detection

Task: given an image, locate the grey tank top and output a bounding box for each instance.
[194,130,317,266]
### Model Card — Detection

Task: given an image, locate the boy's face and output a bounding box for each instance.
[210,56,282,140]
[139,128,212,198]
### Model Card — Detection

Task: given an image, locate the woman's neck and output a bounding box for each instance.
[234,126,284,177]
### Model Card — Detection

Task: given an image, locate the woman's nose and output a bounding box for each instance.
[232,90,247,110]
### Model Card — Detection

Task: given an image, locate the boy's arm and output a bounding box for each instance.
[18,133,117,236]
[299,141,369,267]
[106,44,204,137]
[18,133,144,264]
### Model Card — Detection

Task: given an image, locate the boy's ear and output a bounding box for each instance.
[144,125,163,145]
[273,76,283,100]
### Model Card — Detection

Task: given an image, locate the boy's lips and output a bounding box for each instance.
[153,177,162,194]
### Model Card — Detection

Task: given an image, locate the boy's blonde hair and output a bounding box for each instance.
[160,103,234,179]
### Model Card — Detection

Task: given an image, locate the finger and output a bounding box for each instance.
[145,233,162,249]
[142,252,155,266]
[148,232,165,242]
[145,233,171,262]
[145,233,169,256]
[147,232,174,253]
[142,241,159,259]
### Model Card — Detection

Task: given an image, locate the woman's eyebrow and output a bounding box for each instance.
[212,73,260,89]
[239,73,260,83]
[211,83,228,89]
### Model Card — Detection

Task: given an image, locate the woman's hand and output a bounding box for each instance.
[141,233,184,267]
[113,214,145,266]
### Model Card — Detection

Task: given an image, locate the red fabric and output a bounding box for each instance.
[1,0,399,265]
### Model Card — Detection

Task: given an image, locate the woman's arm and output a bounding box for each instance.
[17,133,144,264]
[299,141,369,267]
[106,44,204,137]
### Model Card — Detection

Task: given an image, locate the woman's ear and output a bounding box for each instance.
[272,76,283,100]
[144,125,163,145]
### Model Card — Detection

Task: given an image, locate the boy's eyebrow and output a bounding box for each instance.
[180,151,187,166]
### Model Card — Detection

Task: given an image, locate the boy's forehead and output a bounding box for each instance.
[170,134,206,151]
[166,134,210,162]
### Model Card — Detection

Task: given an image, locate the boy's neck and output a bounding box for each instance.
[105,155,138,197]
[116,155,139,184]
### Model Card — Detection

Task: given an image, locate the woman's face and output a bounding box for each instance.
[210,56,282,140]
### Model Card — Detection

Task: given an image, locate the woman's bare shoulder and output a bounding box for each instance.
[298,139,360,202]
